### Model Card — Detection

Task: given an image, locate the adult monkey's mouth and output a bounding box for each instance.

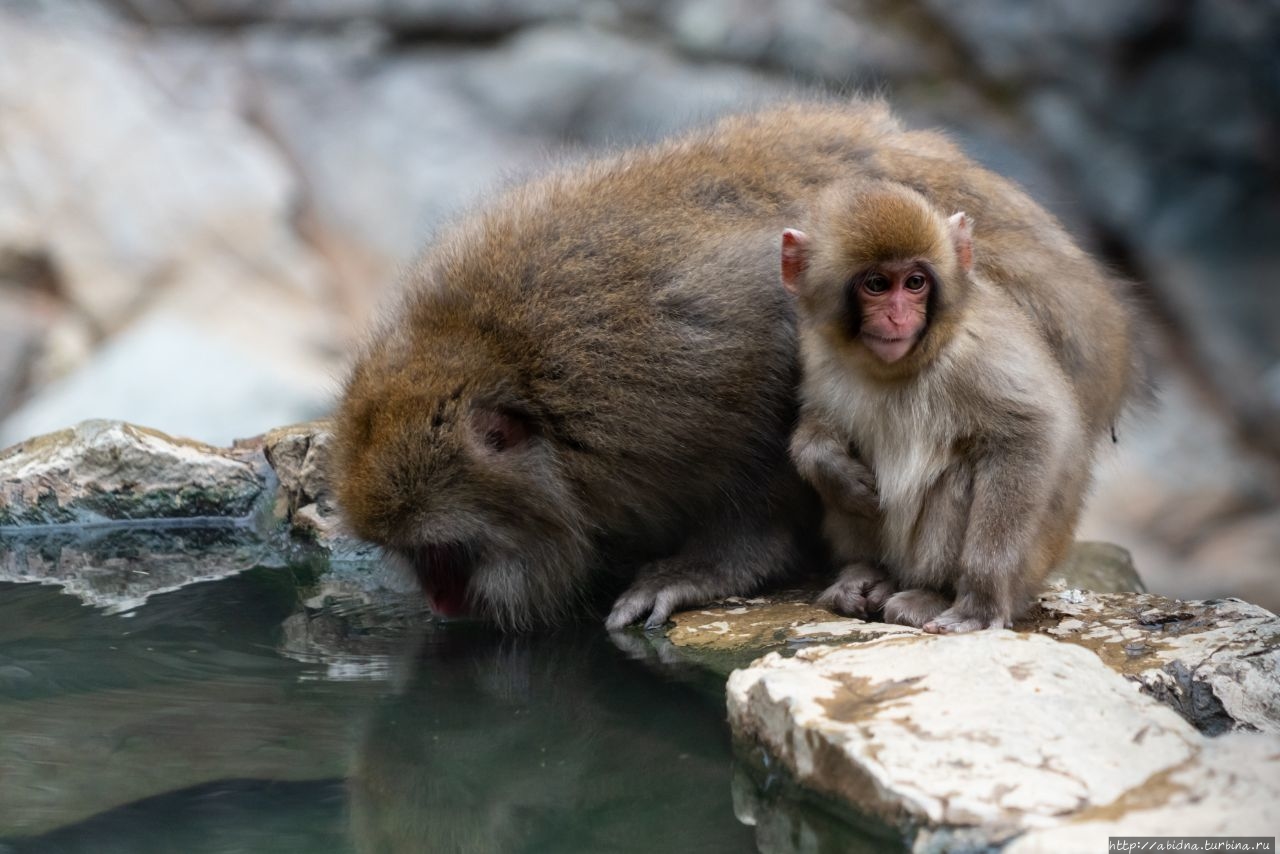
[408,542,473,617]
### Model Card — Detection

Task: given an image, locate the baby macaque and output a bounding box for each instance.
[783,181,1142,632]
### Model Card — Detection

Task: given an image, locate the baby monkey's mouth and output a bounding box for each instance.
[407,542,474,618]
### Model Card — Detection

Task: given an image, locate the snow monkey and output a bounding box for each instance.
[783,181,1143,632]
[332,99,1142,631]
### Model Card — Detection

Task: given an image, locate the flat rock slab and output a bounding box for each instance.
[0,420,267,527]
[1006,731,1280,851]
[673,584,1280,737]
[727,631,1280,848]
[668,541,1142,654]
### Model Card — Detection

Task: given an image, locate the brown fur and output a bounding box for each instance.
[787,182,1142,632]
[332,98,1141,630]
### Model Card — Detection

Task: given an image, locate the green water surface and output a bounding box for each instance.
[0,529,889,854]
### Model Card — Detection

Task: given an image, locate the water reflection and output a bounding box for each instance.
[350,625,755,853]
[0,570,381,847]
[7,779,349,854]
[0,524,279,613]
[0,540,877,853]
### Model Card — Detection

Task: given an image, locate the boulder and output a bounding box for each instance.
[728,630,1280,849]
[0,420,268,527]
[1033,587,1280,735]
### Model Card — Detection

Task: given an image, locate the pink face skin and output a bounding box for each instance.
[857,261,932,363]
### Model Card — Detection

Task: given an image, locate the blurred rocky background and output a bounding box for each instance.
[1,0,1277,609]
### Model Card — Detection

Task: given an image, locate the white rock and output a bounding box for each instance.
[726,631,1275,845]
[1008,732,1280,850]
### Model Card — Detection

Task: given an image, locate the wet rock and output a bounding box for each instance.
[666,541,1145,657]
[727,631,1280,849]
[262,420,378,561]
[1032,587,1280,735]
[0,420,268,527]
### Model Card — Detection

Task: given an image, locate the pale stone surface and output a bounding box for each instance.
[666,540,1143,656]
[0,420,266,527]
[727,631,1280,848]
[674,581,1280,738]
[1033,586,1280,734]
[728,633,1203,840]
[1007,732,1280,851]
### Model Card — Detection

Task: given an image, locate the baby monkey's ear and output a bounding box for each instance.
[780,228,810,295]
[947,212,973,274]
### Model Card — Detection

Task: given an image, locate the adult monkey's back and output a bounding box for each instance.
[332,99,1123,630]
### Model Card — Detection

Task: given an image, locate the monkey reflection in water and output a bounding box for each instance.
[348,626,756,853]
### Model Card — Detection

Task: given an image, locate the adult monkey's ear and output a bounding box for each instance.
[947,212,973,274]
[780,229,810,295]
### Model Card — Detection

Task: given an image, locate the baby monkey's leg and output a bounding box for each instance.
[883,589,951,628]
[815,562,895,619]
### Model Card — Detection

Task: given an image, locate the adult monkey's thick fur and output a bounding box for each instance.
[332,99,1138,630]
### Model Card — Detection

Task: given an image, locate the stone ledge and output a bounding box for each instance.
[727,630,1280,850]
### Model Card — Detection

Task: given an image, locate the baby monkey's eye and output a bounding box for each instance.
[905,273,928,292]
[863,274,889,294]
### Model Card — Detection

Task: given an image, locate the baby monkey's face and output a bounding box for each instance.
[848,260,936,364]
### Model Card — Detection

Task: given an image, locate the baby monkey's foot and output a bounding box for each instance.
[815,563,894,619]
[882,588,950,629]
[923,605,1010,634]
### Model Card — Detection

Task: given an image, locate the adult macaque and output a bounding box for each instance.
[332,98,1141,631]
[783,182,1142,632]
